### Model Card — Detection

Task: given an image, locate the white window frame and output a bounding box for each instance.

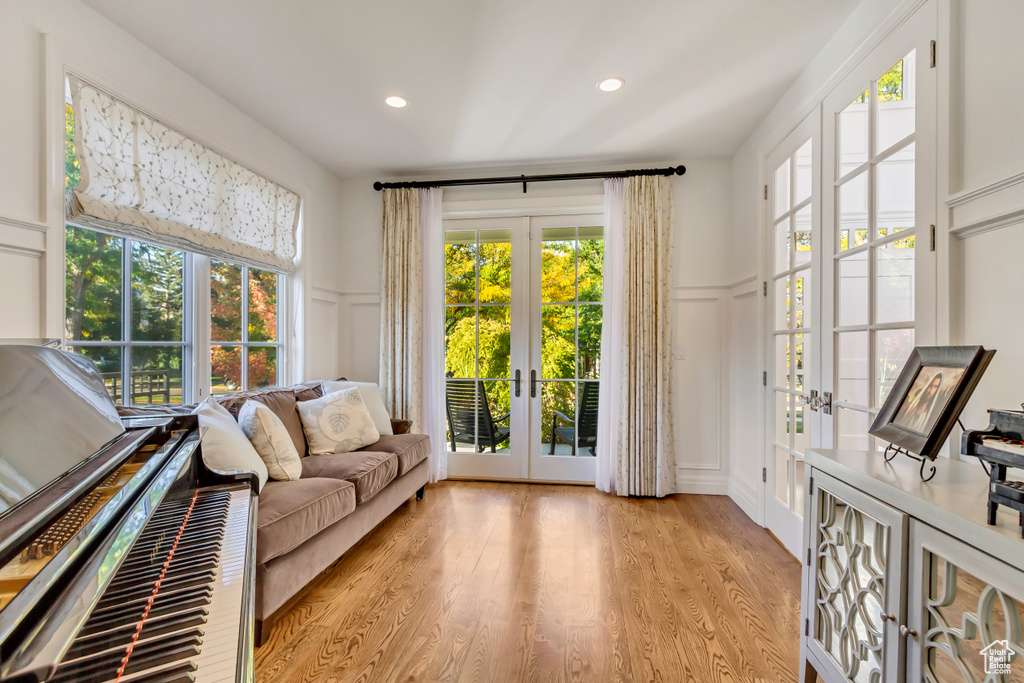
[66,226,194,407]
[207,258,286,395]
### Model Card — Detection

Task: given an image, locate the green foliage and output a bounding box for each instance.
[65,103,80,193]
[878,60,904,102]
[444,231,604,448]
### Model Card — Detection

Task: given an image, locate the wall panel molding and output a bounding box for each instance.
[673,296,723,474]
[947,171,1024,241]
[675,470,730,495]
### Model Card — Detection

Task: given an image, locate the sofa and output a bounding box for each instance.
[120,378,431,646]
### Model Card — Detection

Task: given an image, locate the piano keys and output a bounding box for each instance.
[0,344,258,682]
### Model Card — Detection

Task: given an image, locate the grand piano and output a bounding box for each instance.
[0,345,258,682]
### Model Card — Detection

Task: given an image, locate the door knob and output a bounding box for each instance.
[879,611,895,623]
[900,625,917,638]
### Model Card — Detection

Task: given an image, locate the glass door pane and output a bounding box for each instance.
[766,125,818,557]
[830,50,919,446]
[537,226,602,462]
[444,226,523,480]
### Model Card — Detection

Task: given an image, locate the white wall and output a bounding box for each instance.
[726,0,1024,523]
[0,0,347,381]
[947,0,1024,430]
[332,158,737,490]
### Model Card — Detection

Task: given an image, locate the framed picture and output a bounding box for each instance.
[870,345,995,460]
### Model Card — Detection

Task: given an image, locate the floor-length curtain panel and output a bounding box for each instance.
[617,175,676,497]
[379,188,421,432]
[596,178,624,493]
[419,188,447,483]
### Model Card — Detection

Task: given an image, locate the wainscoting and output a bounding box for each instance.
[0,216,51,339]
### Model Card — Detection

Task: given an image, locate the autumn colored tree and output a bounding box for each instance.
[210,262,278,390]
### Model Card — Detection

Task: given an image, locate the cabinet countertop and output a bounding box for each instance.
[806,449,1024,567]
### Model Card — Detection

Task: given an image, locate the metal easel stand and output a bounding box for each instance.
[883,443,938,482]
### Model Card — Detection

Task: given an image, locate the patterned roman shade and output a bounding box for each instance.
[67,77,300,272]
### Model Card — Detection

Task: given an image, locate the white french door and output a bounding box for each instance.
[823,3,936,453]
[764,1,936,557]
[443,213,603,483]
[766,112,823,557]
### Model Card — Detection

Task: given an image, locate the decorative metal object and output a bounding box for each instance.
[814,489,890,682]
[883,443,937,482]
[921,552,1024,682]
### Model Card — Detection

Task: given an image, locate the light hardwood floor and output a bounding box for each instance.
[254,482,802,683]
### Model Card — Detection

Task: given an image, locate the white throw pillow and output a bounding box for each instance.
[321,380,393,435]
[196,397,268,492]
[237,401,302,481]
[298,388,381,455]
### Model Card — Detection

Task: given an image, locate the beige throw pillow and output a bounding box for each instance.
[321,380,393,435]
[237,401,302,481]
[196,397,268,492]
[297,387,381,455]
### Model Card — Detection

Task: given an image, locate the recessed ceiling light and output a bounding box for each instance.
[598,77,624,92]
[385,96,407,108]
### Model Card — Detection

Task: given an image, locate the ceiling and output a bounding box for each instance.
[81,0,860,178]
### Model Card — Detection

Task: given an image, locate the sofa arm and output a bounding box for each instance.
[390,419,412,435]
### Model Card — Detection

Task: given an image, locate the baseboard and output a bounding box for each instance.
[727,477,760,523]
[674,470,729,495]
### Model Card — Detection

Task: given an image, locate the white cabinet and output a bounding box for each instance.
[801,449,1024,683]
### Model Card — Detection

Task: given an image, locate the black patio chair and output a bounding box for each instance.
[549,382,599,455]
[445,379,510,453]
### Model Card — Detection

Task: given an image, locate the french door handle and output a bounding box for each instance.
[530,370,537,398]
[514,369,521,397]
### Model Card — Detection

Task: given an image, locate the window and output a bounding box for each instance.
[66,227,190,406]
[834,52,918,450]
[64,93,285,402]
[210,261,282,394]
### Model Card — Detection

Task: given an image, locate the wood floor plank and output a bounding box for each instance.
[255,483,802,683]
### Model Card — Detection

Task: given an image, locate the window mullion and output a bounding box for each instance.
[122,237,132,406]
[241,265,249,391]
[182,253,194,405]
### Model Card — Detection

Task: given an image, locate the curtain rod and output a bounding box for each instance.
[372,164,685,192]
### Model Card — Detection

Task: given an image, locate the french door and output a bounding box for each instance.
[443,213,603,483]
[764,2,936,557]
[766,112,823,557]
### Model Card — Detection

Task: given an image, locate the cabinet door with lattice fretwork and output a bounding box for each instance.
[906,521,1024,683]
[804,471,909,683]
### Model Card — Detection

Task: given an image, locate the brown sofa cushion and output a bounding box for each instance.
[219,389,306,457]
[301,451,398,504]
[362,434,430,476]
[389,419,412,435]
[257,477,356,564]
[290,379,327,403]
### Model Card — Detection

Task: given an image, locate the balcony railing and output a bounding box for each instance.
[100,369,180,406]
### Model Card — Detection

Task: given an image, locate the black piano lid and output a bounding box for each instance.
[0,346,133,563]
[0,345,124,517]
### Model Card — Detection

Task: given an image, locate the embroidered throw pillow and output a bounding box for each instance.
[196,397,268,492]
[237,401,302,481]
[297,388,381,455]
[321,380,394,435]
